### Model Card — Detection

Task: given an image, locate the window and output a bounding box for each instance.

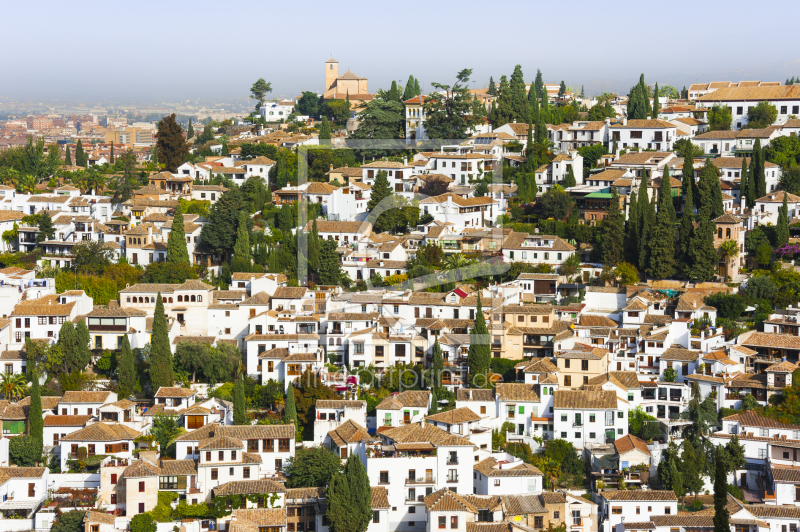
[139,481,145,492]
[665,507,671,515]
[211,469,218,480]
[451,516,458,529]
[139,503,145,514]
[611,507,622,515]
[111,474,117,485]
[244,468,251,479]
[636,507,640,514]
[439,517,446,529]
[581,360,589,371]
[564,375,571,386]
[534,517,544,528]
[480,406,486,414]
[380,471,389,484]
[373,512,380,524]
[206,452,212,461]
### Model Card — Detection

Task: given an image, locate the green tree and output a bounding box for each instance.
[777,191,790,248]
[351,99,404,142]
[326,454,372,532]
[149,293,174,391]
[708,104,732,131]
[647,168,676,279]
[431,337,444,391]
[308,219,320,273]
[109,143,114,164]
[746,101,778,129]
[713,446,730,532]
[51,511,86,532]
[118,335,135,399]
[166,202,190,264]
[534,69,544,99]
[9,435,39,466]
[36,211,55,245]
[601,187,625,267]
[75,319,91,369]
[508,65,529,123]
[231,211,253,272]
[156,114,190,172]
[487,77,497,96]
[651,82,660,119]
[318,117,332,142]
[187,119,194,139]
[423,69,481,139]
[366,171,397,233]
[151,413,181,454]
[402,75,419,101]
[285,446,342,488]
[296,91,319,116]
[234,375,247,425]
[468,294,491,388]
[753,139,767,198]
[75,139,86,167]
[29,370,43,456]
[130,513,156,532]
[638,173,656,273]
[110,149,138,203]
[679,439,705,499]
[624,190,640,265]
[564,165,576,188]
[64,145,72,166]
[250,78,273,111]
[319,239,346,286]
[284,383,298,427]
[201,188,251,256]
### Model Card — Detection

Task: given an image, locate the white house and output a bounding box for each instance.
[609,119,677,151]
[553,389,628,450]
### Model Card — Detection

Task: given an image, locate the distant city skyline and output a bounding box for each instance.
[3,0,800,104]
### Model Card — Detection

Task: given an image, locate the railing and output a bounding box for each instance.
[406,476,435,485]
[446,476,458,483]
[88,325,127,332]
[446,458,459,465]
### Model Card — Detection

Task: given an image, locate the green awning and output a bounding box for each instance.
[585,192,614,199]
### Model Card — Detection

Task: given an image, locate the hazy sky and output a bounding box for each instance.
[3,0,800,104]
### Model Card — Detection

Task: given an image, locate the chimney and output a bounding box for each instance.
[605,117,611,127]
[622,117,628,126]
[403,157,408,166]
[513,119,516,124]
[330,164,334,171]
[740,198,745,212]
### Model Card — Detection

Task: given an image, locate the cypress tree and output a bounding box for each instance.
[601,187,625,267]
[231,211,252,272]
[187,119,194,138]
[534,111,547,145]
[638,172,655,273]
[402,75,417,100]
[534,69,544,98]
[149,293,174,392]
[29,370,43,457]
[524,118,535,171]
[564,165,576,188]
[540,89,550,124]
[414,79,420,97]
[467,294,491,388]
[639,74,651,117]
[509,65,529,123]
[387,81,399,102]
[64,145,72,166]
[308,219,320,273]
[651,83,660,119]
[647,169,677,279]
[118,335,135,399]
[166,202,189,264]
[36,211,56,244]
[698,158,724,219]
[488,77,497,96]
[777,192,790,248]
[429,390,439,414]
[109,143,114,164]
[344,454,373,529]
[152,144,158,166]
[284,384,298,437]
[528,82,540,122]
[431,336,444,391]
[319,117,331,141]
[682,154,695,210]
[234,375,247,425]
[624,189,641,265]
[75,139,86,167]
[687,174,718,282]
[75,319,91,370]
[754,139,767,198]
[679,178,695,268]
[581,85,585,99]
[713,447,730,532]
[493,75,512,126]
[741,157,752,208]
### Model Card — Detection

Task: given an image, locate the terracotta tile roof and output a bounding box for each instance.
[60,422,141,442]
[174,424,295,442]
[554,390,619,410]
[154,386,197,398]
[85,511,117,525]
[770,465,800,483]
[123,459,161,478]
[601,490,677,501]
[199,435,245,450]
[215,479,286,496]
[316,400,366,409]
[381,422,472,447]
[741,332,800,349]
[501,493,547,515]
[370,486,390,509]
[424,488,478,512]
[285,487,324,500]
[697,85,800,101]
[43,415,92,427]
[515,358,558,374]
[722,410,800,430]
[540,492,567,504]
[587,372,641,391]
[474,457,543,478]
[579,315,618,327]
[495,383,540,402]
[61,391,113,404]
[614,434,651,456]
[327,420,375,447]
[230,508,287,530]
[661,347,701,361]
[745,505,800,519]
[456,389,494,402]
[376,390,430,410]
[502,304,554,315]
[611,119,676,129]
[426,406,482,425]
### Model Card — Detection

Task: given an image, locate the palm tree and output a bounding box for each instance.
[16,174,36,194]
[0,373,27,402]
[84,170,106,194]
[718,240,740,279]
[444,253,470,271]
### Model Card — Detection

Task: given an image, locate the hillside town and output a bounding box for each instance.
[5,52,800,532]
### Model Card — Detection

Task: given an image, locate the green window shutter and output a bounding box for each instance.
[518,406,524,414]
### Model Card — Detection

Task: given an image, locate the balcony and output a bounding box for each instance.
[446,458,459,465]
[406,476,435,485]
[88,324,127,332]
[446,476,459,483]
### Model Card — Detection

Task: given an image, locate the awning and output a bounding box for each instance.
[0,499,41,510]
